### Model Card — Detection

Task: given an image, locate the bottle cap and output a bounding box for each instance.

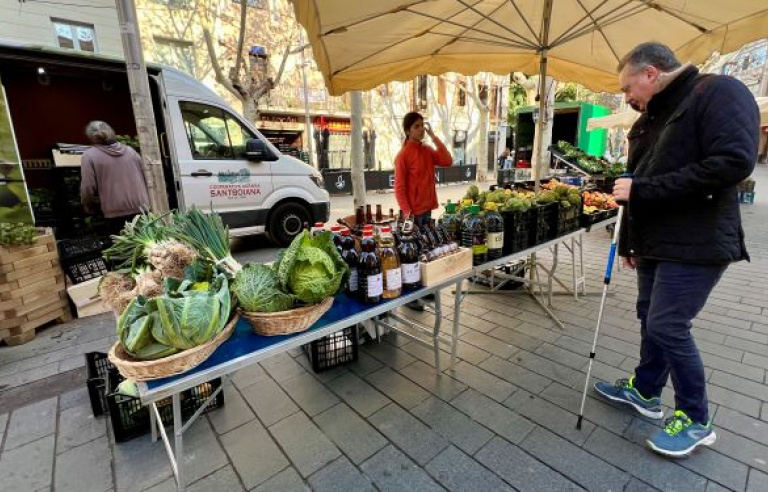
[363,230,373,237]
[314,222,324,227]
[484,202,497,211]
[330,225,341,232]
[363,224,374,230]
[381,226,391,233]
[340,228,350,236]
[470,204,480,214]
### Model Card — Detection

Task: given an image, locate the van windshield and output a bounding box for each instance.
[180,101,254,159]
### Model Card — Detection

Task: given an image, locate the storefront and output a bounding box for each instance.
[257,114,307,163]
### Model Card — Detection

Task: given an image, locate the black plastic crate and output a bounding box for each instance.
[62,256,109,284]
[501,209,531,256]
[527,203,556,247]
[580,210,609,229]
[85,352,113,417]
[303,326,359,373]
[58,237,111,262]
[555,205,580,237]
[106,371,224,443]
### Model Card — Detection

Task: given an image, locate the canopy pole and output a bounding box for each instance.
[534,52,549,193]
[533,0,554,193]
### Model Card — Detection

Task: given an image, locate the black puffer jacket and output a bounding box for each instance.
[619,66,760,264]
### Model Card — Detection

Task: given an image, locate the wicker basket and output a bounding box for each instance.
[241,297,333,336]
[108,314,239,381]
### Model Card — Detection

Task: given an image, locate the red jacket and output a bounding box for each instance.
[394,139,452,216]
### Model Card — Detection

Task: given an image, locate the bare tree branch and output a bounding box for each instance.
[251,24,299,101]
[290,43,310,55]
[234,0,248,83]
[441,75,488,111]
[203,28,244,101]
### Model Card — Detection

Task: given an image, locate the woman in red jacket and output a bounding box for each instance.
[394,112,453,227]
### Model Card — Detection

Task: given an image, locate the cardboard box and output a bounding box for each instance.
[67,276,110,318]
[52,149,82,167]
[420,248,472,287]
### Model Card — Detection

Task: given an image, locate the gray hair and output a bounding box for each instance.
[618,42,682,73]
[85,120,116,145]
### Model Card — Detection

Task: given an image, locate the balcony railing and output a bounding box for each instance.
[262,83,350,115]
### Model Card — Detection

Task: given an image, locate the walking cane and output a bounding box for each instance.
[576,179,629,430]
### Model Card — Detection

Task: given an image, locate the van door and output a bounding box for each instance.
[170,99,274,228]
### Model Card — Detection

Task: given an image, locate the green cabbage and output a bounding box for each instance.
[275,231,348,305]
[116,271,231,360]
[232,263,295,313]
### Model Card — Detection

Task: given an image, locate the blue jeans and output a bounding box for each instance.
[633,259,726,424]
[415,212,432,228]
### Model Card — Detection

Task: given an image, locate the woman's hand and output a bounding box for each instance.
[425,122,436,140]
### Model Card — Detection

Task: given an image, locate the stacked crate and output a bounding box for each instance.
[0,229,71,345]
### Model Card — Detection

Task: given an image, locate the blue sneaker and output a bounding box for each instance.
[647,410,716,457]
[594,377,664,419]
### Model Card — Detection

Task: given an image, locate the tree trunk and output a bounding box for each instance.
[243,99,259,125]
[350,91,366,209]
[475,107,489,182]
[531,76,556,185]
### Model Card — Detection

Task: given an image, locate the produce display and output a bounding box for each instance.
[536,179,582,209]
[463,185,534,213]
[583,191,619,215]
[233,231,348,313]
[555,141,626,177]
[0,222,38,246]
[100,208,238,360]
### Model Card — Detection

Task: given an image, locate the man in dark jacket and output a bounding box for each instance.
[80,121,149,236]
[594,43,759,458]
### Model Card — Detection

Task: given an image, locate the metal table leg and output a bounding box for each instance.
[173,393,185,491]
[451,279,462,372]
[548,244,558,307]
[150,401,158,442]
[570,237,578,300]
[433,292,442,373]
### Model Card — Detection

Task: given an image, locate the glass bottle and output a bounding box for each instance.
[378,226,402,299]
[439,201,460,243]
[330,224,342,251]
[340,228,359,296]
[375,204,383,223]
[398,217,421,290]
[365,204,373,224]
[461,205,487,266]
[359,230,382,303]
[484,202,504,260]
[355,206,365,234]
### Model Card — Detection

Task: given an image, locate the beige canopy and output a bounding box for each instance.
[587,110,640,130]
[758,97,768,126]
[289,1,768,181]
[290,1,768,96]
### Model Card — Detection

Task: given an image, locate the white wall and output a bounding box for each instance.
[0,0,122,56]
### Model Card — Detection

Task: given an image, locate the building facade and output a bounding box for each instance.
[0,0,122,56]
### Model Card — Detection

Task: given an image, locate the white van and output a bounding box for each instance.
[0,42,330,246]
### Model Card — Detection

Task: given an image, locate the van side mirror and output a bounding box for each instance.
[245,138,277,161]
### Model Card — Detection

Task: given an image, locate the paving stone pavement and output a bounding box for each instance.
[3,168,768,490]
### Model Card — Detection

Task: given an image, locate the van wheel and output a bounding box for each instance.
[269,202,310,246]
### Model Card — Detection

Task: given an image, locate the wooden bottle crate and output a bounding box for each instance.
[0,229,72,346]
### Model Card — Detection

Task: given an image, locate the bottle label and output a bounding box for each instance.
[487,232,504,249]
[402,262,421,284]
[472,235,487,255]
[385,268,402,290]
[348,270,359,292]
[367,273,383,297]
